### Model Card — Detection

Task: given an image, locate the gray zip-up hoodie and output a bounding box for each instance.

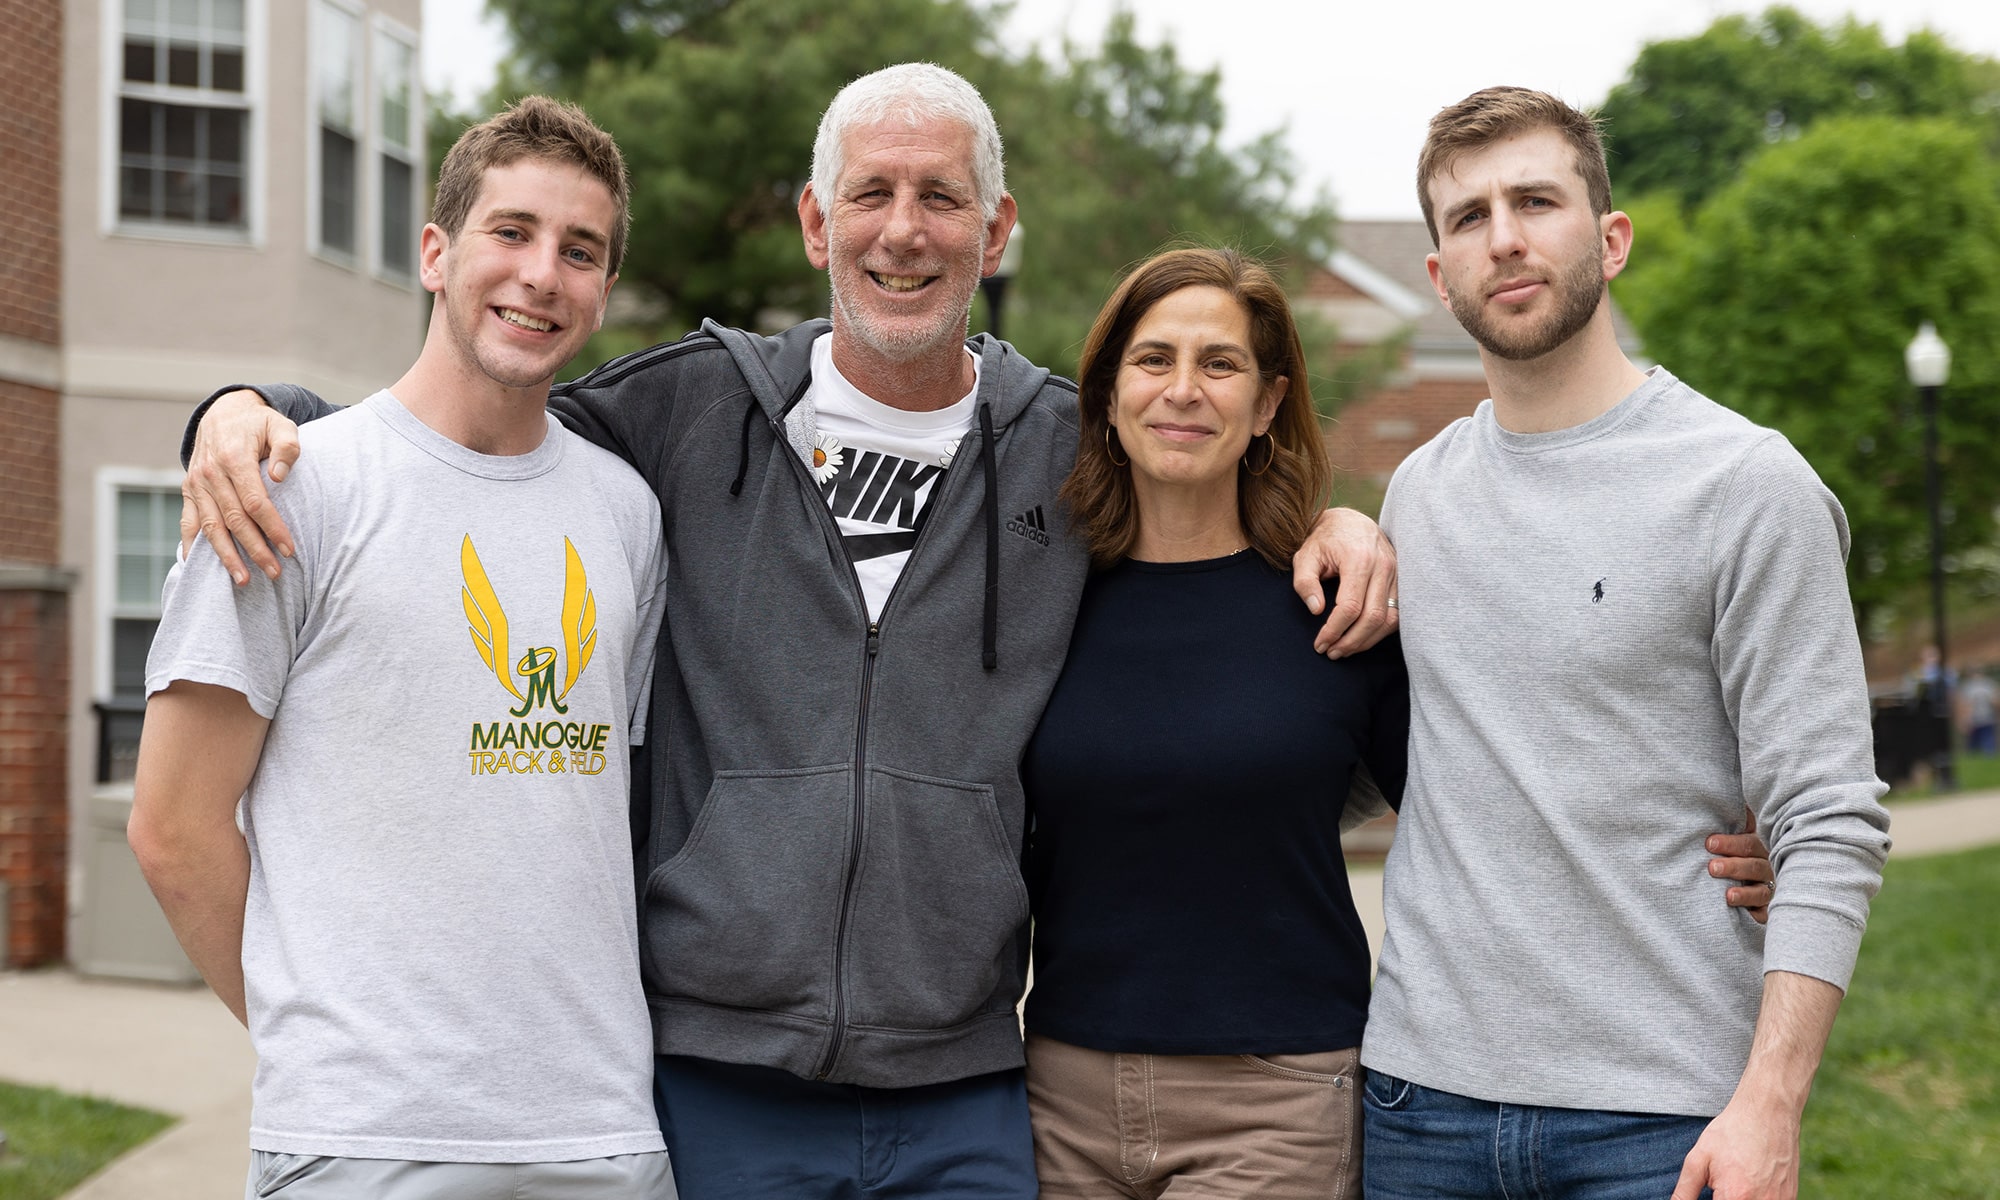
[194,320,1090,1088]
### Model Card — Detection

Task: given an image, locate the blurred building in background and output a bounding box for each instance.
[0,0,426,971]
[1306,219,1645,490]
[1,0,72,971]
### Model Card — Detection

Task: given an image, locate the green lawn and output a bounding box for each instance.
[0,1082,171,1200]
[1886,753,2000,801]
[1801,843,2000,1196]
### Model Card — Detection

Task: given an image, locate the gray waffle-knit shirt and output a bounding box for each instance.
[1361,366,1891,1117]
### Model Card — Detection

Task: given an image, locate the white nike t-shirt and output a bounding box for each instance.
[805,333,979,620]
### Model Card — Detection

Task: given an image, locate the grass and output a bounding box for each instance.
[1800,843,2000,1196]
[1888,752,2000,801]
[0,1082,172,1200]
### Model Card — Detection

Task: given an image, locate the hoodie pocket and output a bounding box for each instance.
[843,767,1031,1030]
[642,765,851,1017]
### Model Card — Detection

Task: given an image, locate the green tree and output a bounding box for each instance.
[988,12,1336,387]
[1632,117,2000,622]
[1598,6,2000,209]
[472,0,1339,389]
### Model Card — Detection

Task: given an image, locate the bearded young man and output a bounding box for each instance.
[1358,86,1892,1200]
[172,64,1398,1199]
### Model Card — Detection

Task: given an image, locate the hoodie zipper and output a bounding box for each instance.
[773,411,985,1082]
[816,619,879,1079]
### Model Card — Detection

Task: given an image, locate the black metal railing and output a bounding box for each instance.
[93,698,148,784]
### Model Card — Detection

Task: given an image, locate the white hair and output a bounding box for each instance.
[810,62,1006,221]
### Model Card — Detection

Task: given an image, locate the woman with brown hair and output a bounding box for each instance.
[1017,247,1402,1198]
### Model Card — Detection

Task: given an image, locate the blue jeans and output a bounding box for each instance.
[1362,1071,1713,1199]
[652,1055,1037,1200]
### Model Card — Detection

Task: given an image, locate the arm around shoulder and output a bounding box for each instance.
[546,333,722,488]
[181,383,341,584]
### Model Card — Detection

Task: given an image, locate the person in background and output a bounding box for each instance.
[1960,666,1997,756]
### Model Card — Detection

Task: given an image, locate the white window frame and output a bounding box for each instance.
[369,13,423,286]
[307,0,366,265]
[100,0,270,246]
[93,467,188,704]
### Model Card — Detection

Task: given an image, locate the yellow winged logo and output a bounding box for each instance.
[461,535,522,702]
[462,535,597,716]
[560,536,597,699]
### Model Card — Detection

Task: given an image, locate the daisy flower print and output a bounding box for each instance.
[811,432,845,484]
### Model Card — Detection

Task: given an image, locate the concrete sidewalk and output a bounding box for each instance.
[6,787,1999,1200]
[0,970,253,1198]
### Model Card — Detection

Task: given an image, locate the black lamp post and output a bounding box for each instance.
[1906,321,1955,790]
[979,221,1024,344]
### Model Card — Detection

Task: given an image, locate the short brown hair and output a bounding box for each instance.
[431,95,632,274]
[1417,86,1611,247]
[1061,247,1331,571]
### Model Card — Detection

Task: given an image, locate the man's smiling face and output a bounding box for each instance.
[805,117,1011,366]
[429,157,618,392]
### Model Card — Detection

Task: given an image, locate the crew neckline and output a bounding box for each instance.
[1486,366,1675,455]
[362,390,567,480]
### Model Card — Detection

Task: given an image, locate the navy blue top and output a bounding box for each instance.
[1021,550,1409,1055]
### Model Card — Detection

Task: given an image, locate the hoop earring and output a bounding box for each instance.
[1105,425,1130,467]
[1243,431,1275,476]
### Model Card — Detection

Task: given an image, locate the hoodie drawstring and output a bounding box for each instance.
[729,376,816,497]
[728,401,759,496]
[979,402,999,672]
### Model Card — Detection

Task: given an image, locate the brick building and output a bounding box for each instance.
[1,0,73,967]
[0,0,425,971]
[1303,220,1644,491]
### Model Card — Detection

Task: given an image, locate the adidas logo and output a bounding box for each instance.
[1006,505,1050,547]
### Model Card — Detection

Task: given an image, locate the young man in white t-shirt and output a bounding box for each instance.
[130,97,675,1199]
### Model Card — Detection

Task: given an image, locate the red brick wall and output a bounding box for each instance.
[0,587,68,966]
[0,0,63,346]
[1329,376,1493,483]
[1302,265,1369,301]
[0,380,61,562]
[0,0,67,967]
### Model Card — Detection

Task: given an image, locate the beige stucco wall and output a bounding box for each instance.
[62,0,426,405]
[60,0,424,960]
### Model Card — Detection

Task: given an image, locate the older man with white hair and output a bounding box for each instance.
[178,63,1397,1197]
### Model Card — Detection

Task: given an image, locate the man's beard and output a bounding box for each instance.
[829,241,982,365]
[1446,242,1606,362]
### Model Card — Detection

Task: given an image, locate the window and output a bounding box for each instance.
[109,485,179,701]
[313,1,361,257]
[96,476,183,782]
[118,0,251,231]
[374,24,419,278]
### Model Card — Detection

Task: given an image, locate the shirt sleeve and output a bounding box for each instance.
[145,462,315,716]
[1708,434,1892,991]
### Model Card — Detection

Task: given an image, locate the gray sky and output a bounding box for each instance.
[423,0,2000,219]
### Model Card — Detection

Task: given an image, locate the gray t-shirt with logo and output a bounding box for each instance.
[147,391,667,1162]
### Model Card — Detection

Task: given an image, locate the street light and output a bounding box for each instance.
[1906,320,1954,790]
[979,221,1024,344]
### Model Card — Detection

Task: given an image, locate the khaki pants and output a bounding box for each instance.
[1026,1033,1361,1199]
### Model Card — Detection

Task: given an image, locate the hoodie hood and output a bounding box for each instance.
[702,318,1057,432]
